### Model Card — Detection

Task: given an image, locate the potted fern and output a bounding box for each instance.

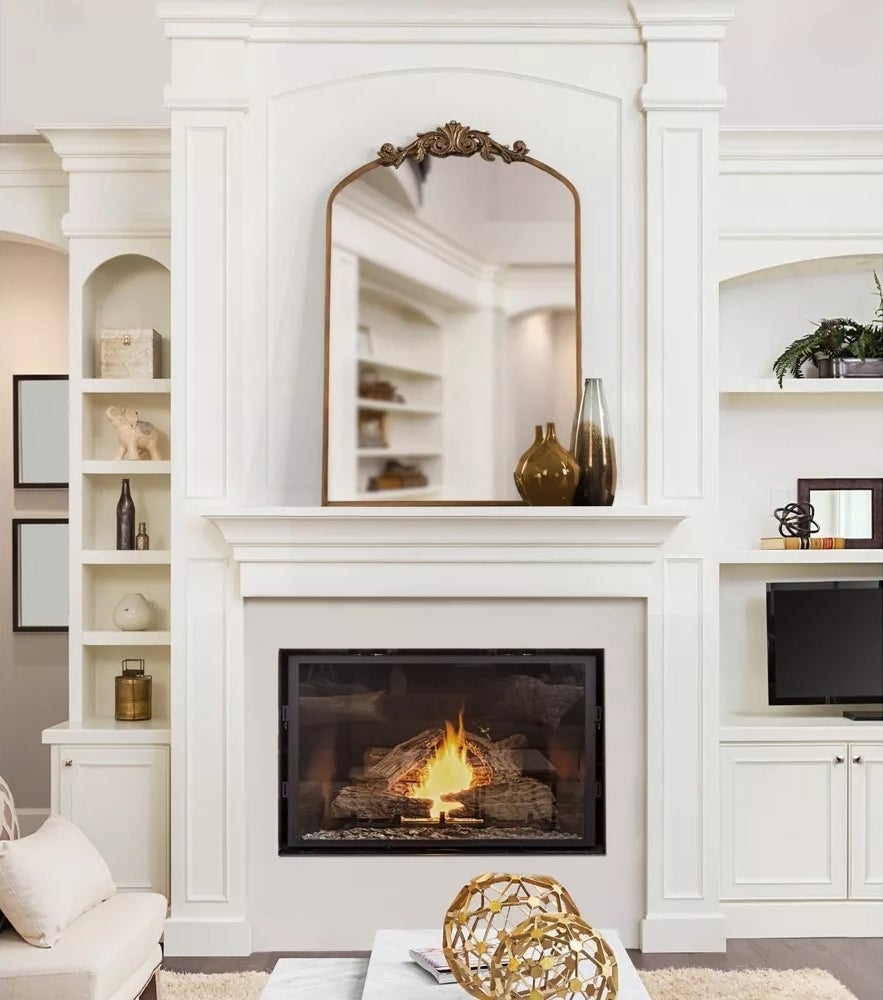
[772,272,883,386]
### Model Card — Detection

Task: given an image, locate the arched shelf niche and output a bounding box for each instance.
[720,253,883,384]
[82,254,171,380]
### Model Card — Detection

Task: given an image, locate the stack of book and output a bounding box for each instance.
[760,537,846,550]
[409,947,504,984]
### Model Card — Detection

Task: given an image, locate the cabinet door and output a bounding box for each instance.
[849,743,883,899]
[720,743,847,900]
[59,746,169,898]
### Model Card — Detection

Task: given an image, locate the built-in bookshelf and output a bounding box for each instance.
[70,252,172,736]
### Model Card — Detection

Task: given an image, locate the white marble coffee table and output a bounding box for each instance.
[260,957,368,999]
[370,928,649,999]
[262,930,649,999]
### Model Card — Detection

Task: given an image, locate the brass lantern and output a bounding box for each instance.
[114,659,152,721]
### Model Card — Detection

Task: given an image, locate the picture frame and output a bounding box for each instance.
[797,477,883,550]
[12,374,69,489]
[12,519,69,633]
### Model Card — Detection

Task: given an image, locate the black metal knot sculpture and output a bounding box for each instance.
[774,501,819,540]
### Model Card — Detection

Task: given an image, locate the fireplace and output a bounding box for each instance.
[278,649,605,854]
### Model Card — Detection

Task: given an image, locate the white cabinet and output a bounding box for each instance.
[720,743,848,899]
[58,745,169,898]
[849,743,883,899]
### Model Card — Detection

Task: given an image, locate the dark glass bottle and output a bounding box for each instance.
[570,377,617,506]
[116,478,136,550]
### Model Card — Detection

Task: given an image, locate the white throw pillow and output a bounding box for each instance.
[0,813,115,947]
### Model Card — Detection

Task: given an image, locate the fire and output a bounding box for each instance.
[408,712,475,819]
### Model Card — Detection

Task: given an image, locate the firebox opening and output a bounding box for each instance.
[278,649,605,855]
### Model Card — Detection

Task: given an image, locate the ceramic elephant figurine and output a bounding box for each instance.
[105,406,162,461]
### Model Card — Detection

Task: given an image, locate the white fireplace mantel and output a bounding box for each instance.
[206,506,689,553]
[204,506,689,599]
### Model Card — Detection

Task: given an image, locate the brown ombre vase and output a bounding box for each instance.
[570,377,617,506]
[514,422,580,506]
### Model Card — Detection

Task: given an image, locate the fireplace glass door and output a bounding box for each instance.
[279,649,604,854]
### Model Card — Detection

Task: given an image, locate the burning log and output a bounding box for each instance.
[365,727,523,793]
[448,777,554,824]
[329,785,429,821]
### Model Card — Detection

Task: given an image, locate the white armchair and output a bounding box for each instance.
[0,775,166,1000]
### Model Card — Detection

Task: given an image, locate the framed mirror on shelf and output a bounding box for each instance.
[13,375,69,489]
[797,478,883,549]
[322,121,581,505]
[12,519,70,632]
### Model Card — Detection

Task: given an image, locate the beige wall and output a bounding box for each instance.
[0,238,69,810]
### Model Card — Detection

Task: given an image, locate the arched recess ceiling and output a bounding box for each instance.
[81,253,171,380]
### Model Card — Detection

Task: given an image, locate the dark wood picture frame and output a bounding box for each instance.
[12,374,69,489]
[12,518,69,633]
[797,478,883,550]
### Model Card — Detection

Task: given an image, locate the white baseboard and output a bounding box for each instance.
[15,808,49,836]
[640,912,727,953]
[722,900,883,938]
[163,917,253,957]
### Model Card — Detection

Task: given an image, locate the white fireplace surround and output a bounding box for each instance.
[142,0,738,958]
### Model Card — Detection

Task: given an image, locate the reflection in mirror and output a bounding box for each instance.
[810,490,873,539]
[324,131,579,503]
[12,520,69,631]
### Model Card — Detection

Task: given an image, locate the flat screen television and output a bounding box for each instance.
[767,581,883,706]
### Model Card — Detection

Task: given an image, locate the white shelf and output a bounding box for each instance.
[357,355,441,379]
[721,715,883,743]
[356,399,441,416]
[82,631,172,646]
[43,719,171,746]
[82,460,171,475]
[356,449,443,459]
[355,485,445,500]
[721,378,883,395]
[719,550,883,565]
[81,550,172,565]
[82,379,171,394]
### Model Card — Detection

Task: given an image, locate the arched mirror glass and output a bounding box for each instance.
[323,122,580,504]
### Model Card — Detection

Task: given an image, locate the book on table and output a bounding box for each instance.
[409,948,459,984]
[409,947,504,985]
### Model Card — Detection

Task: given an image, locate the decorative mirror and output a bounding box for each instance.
[323,122,581,505]
[798,478,883,549]
[12,519,69,632]
[13,375,69,489]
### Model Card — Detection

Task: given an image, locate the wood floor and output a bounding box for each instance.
[150,938,883,1000]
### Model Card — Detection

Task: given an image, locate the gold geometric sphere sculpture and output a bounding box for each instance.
[492,911,618,1000]
[442,872,581,1000]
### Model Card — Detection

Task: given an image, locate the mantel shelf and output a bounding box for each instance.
[203,505,690,555]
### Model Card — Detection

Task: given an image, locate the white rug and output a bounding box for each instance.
[158,965,859,1000]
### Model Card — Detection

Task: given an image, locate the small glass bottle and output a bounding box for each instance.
[135,522,150,551]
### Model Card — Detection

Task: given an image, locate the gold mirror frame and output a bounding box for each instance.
[322,121,583,506]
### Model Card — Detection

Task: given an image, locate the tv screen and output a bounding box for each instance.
[767,581,883,705]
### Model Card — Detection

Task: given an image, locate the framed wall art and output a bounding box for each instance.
[12,374,69,489]
[12,519,69,632]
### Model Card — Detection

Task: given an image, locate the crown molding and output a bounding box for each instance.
[0,139,66,187]
[37,127,171,172]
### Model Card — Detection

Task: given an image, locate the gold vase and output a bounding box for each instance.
[514,422,579,506]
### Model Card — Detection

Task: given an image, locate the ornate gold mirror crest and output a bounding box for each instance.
[323,121,582,505]
[377,120,529,167]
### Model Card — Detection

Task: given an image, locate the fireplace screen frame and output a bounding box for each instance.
[278,648,606,856]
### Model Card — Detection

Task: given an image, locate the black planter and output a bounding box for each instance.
[817,357,883,379]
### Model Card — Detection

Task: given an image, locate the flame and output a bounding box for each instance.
[408,712,475,819]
